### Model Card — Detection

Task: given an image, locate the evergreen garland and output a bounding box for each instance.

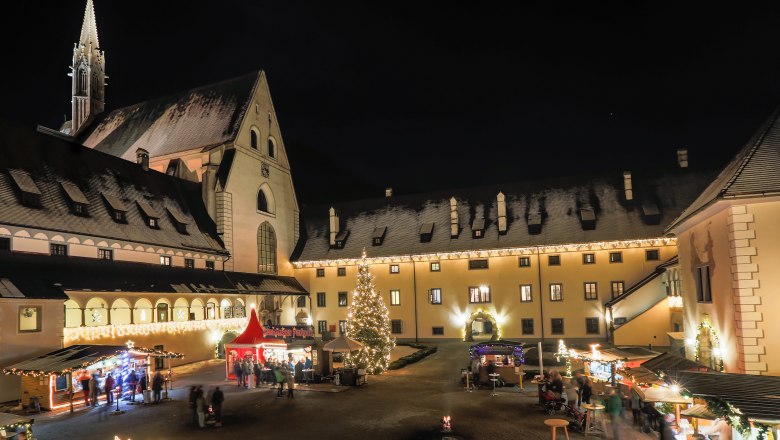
[700,396,770,440]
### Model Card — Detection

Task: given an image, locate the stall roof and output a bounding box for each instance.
[623,366,665,386]
[636,384,692,404]
[672,370,780,423]
[640,352,712,374]
[681,404,717,420]
[226,309,285,347]
[3,344,183,376]
[0,413,33,431]
[469,340,524,357]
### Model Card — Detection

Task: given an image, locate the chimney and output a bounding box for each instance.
[623,171,633,201]
[677,148,689,168]
[329,207,339,247]
[385,187,393,198]
[450,197,459,238]
[497,191,507,235]
[136,148,149,171]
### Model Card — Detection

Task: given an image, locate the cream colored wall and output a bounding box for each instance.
[610,276,667,326]
[740,200,780,375]
[296,242,676,341]
[677,205,738,371]
[0,225,224,270]
[0,299,64,403]
[613,299,670,347]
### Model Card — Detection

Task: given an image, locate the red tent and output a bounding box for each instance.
[225,309,286,380]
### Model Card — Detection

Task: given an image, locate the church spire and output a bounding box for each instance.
[79,0,100,49]
[64,0,106,136]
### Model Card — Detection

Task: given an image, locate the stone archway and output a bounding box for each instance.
[217,331,239,359]
[464,310,499,342]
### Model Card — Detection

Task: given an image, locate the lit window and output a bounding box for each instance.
[432,327,444,335]
[390,264,400,274]
[338,292,348,307]
[584,282,598,300]
[646,249,660,261]
[18,306,41,333]
[160,255,172,266]
[521,319,534,335]
[317,292,326,307]
[257,222,277,273]
[468,260,488,270]
[611,281,625,298]
[609,252,623,263]
[549,283,563,301]
[518,257,530,267]
[149,218,158,228]
[391,320,403,334]
[50,243,68,257]
[583,253,595,264]
[317,320,327,334]
[338,267,346,277]
[430,262,440,272]
[98,249,113,261]
[297,296,307,308]
[429,288,442,304]
[339,320,347,334]
[185,258,195,269]
[548,255,561,266]
[469,286,491,303]
[206,261,215,270]
[316,268,325,277]
[390,290,401,306]
[551,318,564,335]
[520,285,532,302]
[586,317,600,335]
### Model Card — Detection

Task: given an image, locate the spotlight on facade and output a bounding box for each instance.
[685,338,694,346]
[671,384,680,394]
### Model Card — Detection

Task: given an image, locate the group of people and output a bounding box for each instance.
[189,385,224,428]
[232,355,313,395]
[77,368,166,407]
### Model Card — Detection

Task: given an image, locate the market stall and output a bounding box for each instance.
[323,335,365,386]
[224,309,286,382]
[0,413,33,439]
[469,340,524,386]
[2,343,183,411]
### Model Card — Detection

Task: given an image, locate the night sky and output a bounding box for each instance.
[3,1,780,203]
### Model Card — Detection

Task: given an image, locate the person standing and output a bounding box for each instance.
[152,371,164,403]
[241,359,251,387]
[605,388,623,439]
[233,359,243,387]
[294,359,304,383]
[79,372,91,406]
[253,361,262,388]
[275,365,285,397]
[285,364,295,399]
[211,386,224,427]
[629,389,642,428]
[195,387,206,428]
[88,374,99,407]
[581,377,593,405]
[104,373,115,405]
[574,372,586,406]
[471,357,481,386]
[139,371,148,402]
[188,386,198,427]
[127,370,138,402]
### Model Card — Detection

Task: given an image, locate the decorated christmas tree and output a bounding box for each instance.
[345,250,395,374]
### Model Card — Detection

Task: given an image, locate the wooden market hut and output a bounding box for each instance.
[2,344,183,411]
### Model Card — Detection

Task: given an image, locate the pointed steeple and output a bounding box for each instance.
[79,0,100,49]
[63,0,106,136]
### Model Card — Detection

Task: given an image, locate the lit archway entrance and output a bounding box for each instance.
[464,310,499,342]
[217,331,239,359]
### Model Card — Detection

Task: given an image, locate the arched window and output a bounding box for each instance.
[258,222,277,274]
[78,68,88,95]
[250,128,259,149]
[257,190,269,213]
[268,137,276,158]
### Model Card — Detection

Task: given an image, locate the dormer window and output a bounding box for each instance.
[420,223,434,243]
[372,227,387,246]
[472,218,485,239]
[334,230,350,249]
[8,170,41,208]
[60,182,89,216]
[166,208,189,234]
[137,200,161,229]
[102,193,128,223]
[579,208,596,230]
[528,212,542,235]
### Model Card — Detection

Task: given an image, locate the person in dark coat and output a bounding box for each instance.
[211,386,224,426]
[127,370,138,402]
[253,362,262,387]
[233,360,243,387]
[152,371,164,403]
[104,373,116,405]
[581,377,593,405]
[294,359,304,383]
[188,386,198,426]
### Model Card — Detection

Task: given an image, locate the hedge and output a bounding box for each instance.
[388,344,438,370]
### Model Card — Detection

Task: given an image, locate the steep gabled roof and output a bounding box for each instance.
[667,108,780,231]
[81,72,260,160]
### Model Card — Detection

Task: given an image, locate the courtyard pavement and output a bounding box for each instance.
[31,341,658,440]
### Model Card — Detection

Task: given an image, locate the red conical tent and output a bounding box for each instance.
[224,309,286,381]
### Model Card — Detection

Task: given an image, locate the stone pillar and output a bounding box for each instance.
[80,308,86,327]
[107,307,112,326]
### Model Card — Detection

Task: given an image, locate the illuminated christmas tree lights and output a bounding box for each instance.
[345,249,395,374]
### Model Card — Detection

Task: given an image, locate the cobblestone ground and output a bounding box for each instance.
[33,341,657,440]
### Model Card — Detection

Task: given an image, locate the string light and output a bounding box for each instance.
[345,249,395,374]
[293,237,676,268]
[3,347,184,377]
[63,317,248,344]
[693,315,724,372]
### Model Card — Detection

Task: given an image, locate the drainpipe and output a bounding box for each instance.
[412,258,419,343]
[537,247,545,342]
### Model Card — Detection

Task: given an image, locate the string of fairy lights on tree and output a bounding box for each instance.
[345,249,395,374]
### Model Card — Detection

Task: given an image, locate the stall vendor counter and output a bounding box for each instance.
[478,365,520,385]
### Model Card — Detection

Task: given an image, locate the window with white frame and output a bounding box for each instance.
[429,288,442,304]
[520,284,532,302]
[549,283,563,301]
[18,306,41,332]
[469,286,491,303]
[584,282,598,300]
[611,281,625,298]
[160,255,172,266]
[390,264,400,274]
[390,290,401,306]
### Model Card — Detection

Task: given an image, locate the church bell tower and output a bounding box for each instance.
[66,0,106,136]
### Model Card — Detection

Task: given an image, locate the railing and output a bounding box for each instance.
[63,317,248,344]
